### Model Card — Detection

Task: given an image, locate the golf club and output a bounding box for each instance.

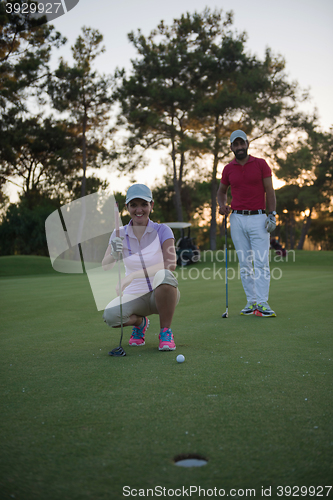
[109,201,126,357]
[222,215,228,318]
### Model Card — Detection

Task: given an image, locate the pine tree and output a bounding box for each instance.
[0,0,65,198]
[47,26,114,198]
[275,119,333,249]
[114,8,304,243]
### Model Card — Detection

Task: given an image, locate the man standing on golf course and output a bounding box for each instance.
[102,184,180,350]
[217,130,277,317]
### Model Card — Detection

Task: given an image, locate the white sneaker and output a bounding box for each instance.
[255,302,276,317]
[240,302,257,315]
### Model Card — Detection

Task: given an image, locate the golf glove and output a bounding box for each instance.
[110,236,124,260]
[265,214,276,233]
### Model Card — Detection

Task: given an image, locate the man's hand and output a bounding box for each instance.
[265,214,276,233]
[110,236,124,261]
[219,204,230,216]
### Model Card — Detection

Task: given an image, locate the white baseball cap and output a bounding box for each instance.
[230,130,248,144]
[125,184,153,204]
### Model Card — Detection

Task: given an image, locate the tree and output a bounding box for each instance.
[47,26,114,198]
[308,211,333,250]
[151,172,211,224]
[275,120,333,249]
[0,194,60,255]
[114,8,306,247]
[0,0,64,112]
[0,0,65,198]
[0,116,71,203]
[275,184,301,249]
[0,114,108,204]
[114,12,208,221]
[191,37,303,249]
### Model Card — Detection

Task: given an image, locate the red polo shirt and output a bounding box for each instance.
[221,155,272,211]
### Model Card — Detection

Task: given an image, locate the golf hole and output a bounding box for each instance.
[174,453,208,467]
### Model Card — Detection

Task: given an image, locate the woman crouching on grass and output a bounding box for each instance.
[102,184,180,351]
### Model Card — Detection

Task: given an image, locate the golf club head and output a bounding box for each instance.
[222,312,228,318]
[108,346,126,357]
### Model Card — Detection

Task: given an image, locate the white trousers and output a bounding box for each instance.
[103,269,180,327]
[230,213,270,304]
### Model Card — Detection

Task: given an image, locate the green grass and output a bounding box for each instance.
[0,252,333,500]
[0,255,57,277]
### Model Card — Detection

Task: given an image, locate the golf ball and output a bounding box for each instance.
[176,354,185,363]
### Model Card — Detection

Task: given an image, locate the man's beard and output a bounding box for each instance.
[235,148,248,160]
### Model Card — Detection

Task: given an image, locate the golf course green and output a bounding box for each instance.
[0,252,332,499]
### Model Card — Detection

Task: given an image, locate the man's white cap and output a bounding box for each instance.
[230,130,248,144]
[126,184,153,204]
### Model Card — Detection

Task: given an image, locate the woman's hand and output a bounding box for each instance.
[116,274,133,296]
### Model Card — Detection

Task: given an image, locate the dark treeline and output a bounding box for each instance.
[0,2,332,255]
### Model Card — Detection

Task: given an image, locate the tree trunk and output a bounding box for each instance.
[276,223,281,241]
[209,118,221,250]
[209,155,219,250]
[80,113,87,199]
[297,209,312,249]
[290,213,295,250]
[171,141,183,221]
